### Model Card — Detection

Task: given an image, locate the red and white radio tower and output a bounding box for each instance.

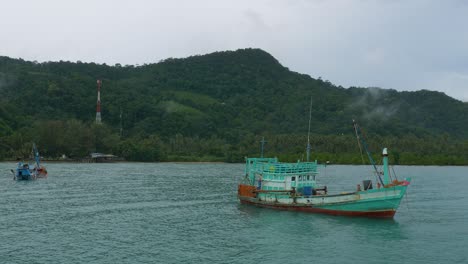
[96,80,102,124]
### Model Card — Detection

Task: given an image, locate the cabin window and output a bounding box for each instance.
[299,176,302,181]
[292,176,296,181]
[307,175,310,180]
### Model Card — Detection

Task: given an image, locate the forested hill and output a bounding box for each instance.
[1,48,467,164]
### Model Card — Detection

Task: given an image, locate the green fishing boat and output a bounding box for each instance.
[237,121,411,218]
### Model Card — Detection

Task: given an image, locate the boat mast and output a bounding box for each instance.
[352,120,384,185]
[306,97,313,162]
[32,143,40,168]
[260,137,266,158]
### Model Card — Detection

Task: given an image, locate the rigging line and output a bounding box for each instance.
[391,165,399,181]
[353,121,366,165]
[388,166,394,182]
[353,120,384,185]
[353,121,377,183]
[375,163,382,184]
[374,160,387,183]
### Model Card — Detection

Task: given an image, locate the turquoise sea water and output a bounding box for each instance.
[1,162,467,263]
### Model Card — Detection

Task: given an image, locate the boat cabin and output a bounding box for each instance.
[245,158,320,196]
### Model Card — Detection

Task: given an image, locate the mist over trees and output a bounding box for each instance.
[1,49,467,164]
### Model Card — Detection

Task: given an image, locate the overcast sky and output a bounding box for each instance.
[1,0,467,101]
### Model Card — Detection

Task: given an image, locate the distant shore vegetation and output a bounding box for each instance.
[1,120,467,165]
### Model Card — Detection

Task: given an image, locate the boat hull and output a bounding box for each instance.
[238,182,409,218]
[16,175,34,181]
[15,168,34,181]
[239,198,397,218]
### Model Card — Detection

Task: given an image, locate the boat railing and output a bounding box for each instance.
[245,157,324,185]
[247,159,319,175]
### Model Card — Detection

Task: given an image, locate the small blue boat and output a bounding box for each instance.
[11,143,48,181]
[13,162,35,180]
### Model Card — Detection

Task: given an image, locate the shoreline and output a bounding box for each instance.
[1,160,466,166]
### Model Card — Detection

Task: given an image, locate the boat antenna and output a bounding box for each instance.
[260,137,267,158]
[306,97,313,162]
[352,120,384,186]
